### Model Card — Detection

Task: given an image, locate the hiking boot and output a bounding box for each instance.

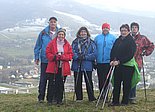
[89,98,97,102]
[129,99,137,104]
[38,100,44,103]
[108,103,120,106]
[76,100,83,102]
[47,102,52,106]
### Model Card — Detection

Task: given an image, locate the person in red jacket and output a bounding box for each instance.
[129,22,154,104]
[46,28,73,105]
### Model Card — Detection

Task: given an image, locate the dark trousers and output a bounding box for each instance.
[38,63,48,101]
[47,68,66,103]
[129,67,141,100]
[97,63,111,96]
[113,65,134,104]
[74,71,96,101]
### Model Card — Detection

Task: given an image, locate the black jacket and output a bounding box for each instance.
[110,34,136,64]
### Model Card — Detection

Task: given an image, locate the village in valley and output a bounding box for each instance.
[0,52,155,94]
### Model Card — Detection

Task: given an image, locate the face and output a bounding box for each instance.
[131,25,139,34]
[120,27,129,37]
[102,28,109,35]
[80,30,87,38]
[49,19,57,29]
[57,32,65,41]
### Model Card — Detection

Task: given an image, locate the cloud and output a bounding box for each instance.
[73,0,155,12]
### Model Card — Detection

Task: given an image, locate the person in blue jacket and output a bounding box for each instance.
[71,27,96,102]
[94,23,116,100]
[34,17,59,103]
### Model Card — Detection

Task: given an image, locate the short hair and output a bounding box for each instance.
[76,27,91,37]
[120,24,130,32]
[49,17,57,21]
[130,22,139,30]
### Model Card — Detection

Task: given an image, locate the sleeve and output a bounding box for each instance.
[72,41,79,60]
[142,37,154,56]
[84,41,97,61]
[46,42,55,61]
[110,39,117,61]
[60,44,73,61]
[34,33,42,60]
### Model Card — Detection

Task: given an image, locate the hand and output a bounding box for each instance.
[113,60,120,66]
[110,60,120,66]
[53,55,57,61]
[53,54,61,61]
[141,50,146,56]
[57,55,61,60]
[78,54,84,60]
[35,59,39,65]
[110,61,115,66]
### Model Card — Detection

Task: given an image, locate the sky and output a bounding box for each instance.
[74,0,155,13]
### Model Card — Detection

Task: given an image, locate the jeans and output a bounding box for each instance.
[38,63,48,101]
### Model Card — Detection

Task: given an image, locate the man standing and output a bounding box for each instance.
[94,23,116,100]
[34,17,59,103]
[129,22,154,104]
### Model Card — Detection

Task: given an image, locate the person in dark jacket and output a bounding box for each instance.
[46,28,73,105]
[34,17,58,103]
[129,22,154,104]
[110,24,136,106]
[71,27,96,102]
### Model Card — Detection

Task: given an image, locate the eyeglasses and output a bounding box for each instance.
[120,30,128,32]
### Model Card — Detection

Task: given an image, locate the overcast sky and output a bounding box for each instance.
[74,0,155,13]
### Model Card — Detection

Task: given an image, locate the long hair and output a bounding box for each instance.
[76,27,91,38]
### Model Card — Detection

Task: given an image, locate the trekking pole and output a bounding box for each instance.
[52,60,57,102]
[142,56,147,101]
[62,75,66,105]
[96,66,113,107]
[108,86,113,105]
[83,68,95,99]
[73,60,82,101]
[102,66,115,109]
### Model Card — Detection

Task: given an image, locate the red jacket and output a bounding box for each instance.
[133,33,154,68]
[46,37,73,76]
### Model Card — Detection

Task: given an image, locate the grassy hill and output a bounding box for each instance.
[0,89,155,112]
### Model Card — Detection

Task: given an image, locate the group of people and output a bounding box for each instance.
[34,16,154,106]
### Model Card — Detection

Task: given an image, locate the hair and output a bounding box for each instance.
[49,17,57,21]
[130,22,139,30]
[76,27,91,38]
[120,24,130,32]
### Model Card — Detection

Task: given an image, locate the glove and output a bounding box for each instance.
[92,61,97,70]
[53,54,61,61]
[78,54,85,60]
[57,55,61,60]
[141,50,146,56]
[53,55,57,61]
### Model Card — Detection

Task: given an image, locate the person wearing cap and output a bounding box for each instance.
[46,28,73,105]
[129,22,154,104]
[110,24,137,106]
[34,17,59,103]
[71,27,97,102]
[94,23,116,100]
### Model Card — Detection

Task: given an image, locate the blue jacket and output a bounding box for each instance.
[71,37,97,71]
[94,33,116,64]
[34,26,58,63]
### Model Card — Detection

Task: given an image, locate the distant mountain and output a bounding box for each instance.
[0,0,155,41]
